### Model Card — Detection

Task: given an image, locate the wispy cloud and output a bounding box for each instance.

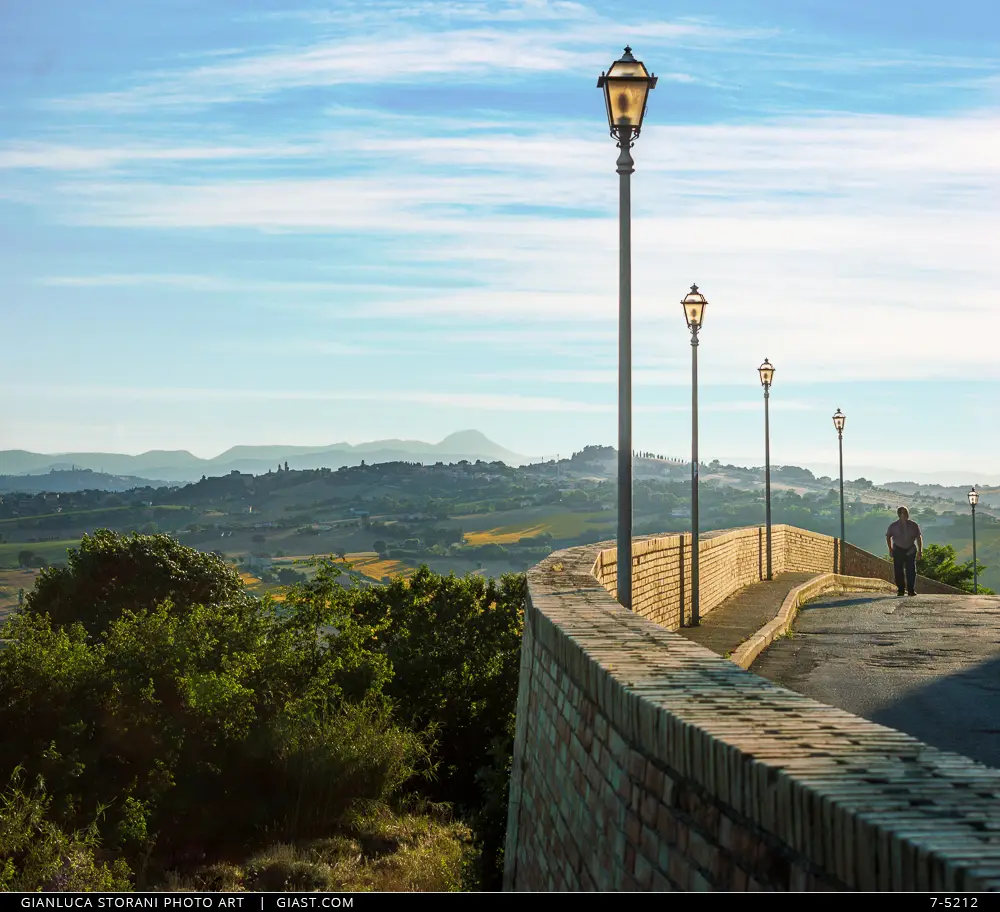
[0,141,315,171]
[9,383,607,413]
[47,3,764,113]
[39,274,363,293]
[5,0,1000,467]
[2,382,820,417]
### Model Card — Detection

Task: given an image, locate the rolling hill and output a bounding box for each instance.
[0,431,532,485]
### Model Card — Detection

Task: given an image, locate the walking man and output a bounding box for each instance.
[886,506,923,597]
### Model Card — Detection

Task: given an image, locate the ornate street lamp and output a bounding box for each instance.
[969,487,980,594]
[598,47,656,611]
[833,408,846,572]
[682,283,708,624]
[758,359,775,580]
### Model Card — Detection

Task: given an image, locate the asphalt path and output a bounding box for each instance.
[750,592,1000,768]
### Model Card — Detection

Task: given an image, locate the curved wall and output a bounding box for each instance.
[503,527,996,892]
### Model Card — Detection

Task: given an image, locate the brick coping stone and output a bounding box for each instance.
[512,535,1000,891]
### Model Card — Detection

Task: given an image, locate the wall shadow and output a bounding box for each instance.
[870,653,1000,769]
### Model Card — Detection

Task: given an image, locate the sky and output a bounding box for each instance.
[2,0,999,483]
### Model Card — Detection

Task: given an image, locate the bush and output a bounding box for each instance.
[1,532,526,891]
[0,538,424,871]
[351,567,525,887]
[0,768,132,891]
[244,844,335,892]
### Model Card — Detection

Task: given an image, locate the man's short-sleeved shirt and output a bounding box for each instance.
[887,518,921,551]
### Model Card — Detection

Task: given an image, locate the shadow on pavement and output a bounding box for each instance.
[801,595,889,611]
[871,653,1000,769]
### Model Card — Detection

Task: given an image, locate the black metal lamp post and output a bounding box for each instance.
[758,359,775,580]
[833,408,846,571]
[682,284,708,624]
[969,487,980,594]
[598,47,657,611]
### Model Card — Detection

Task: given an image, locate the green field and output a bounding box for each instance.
[0,538,80,569]
[0,504,190,527]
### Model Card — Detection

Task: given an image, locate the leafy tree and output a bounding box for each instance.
[0,768,132,891]
[372,540,388,556]
[0,539,424,876]
[351,567,525,887]
[23,530,247,637]
[276,568,305,586]
[17,549,33,568]
[2,528,530,888]
[917,543,995,594]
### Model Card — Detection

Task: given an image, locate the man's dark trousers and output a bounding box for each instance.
[892,546,917,594]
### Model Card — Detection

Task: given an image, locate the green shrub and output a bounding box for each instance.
[244,844,335,891]
[0,532,525,891]
[351,567,525,888]
[0,539,424,868]
[0,768,132,892]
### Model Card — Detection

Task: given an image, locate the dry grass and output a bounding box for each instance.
[0,568,39,604]
[464,524,550,545]
[238,570,287,602]
[459,510,615,545]
[151,809,475,893]
[333,553,415,582]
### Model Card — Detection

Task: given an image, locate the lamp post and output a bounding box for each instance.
[969,487,980,594]
[758,359,775,580]
[833,409,846,572]
[682,284,708,624]
[598,46,657,611]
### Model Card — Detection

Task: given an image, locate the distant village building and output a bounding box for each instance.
[246,553,272,571]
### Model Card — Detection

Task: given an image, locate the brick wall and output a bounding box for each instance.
[841,540,960,594]
[504,534,1000,892]
[592,524,960,630]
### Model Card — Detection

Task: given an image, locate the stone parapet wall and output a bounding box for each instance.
[841,541,960,594]
[592,525,960,631]
[504,533,1000,892]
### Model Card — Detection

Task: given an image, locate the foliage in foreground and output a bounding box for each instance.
[156,806,476,893]
[0,768,132,892]
[0,530,525,890]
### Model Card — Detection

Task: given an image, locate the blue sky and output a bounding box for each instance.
[2,0,999,482]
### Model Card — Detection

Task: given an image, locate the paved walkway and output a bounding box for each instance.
[751,591,1000,768]
[677,571,818,657]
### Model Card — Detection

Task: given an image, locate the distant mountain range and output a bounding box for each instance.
[2,432,994,499]
[0,430,532,486]
[0,469,170,494]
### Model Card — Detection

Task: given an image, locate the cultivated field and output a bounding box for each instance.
[0,568,39,621]
[454,508,615,543]
[0,538,79,569]
[333,552,415,582]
